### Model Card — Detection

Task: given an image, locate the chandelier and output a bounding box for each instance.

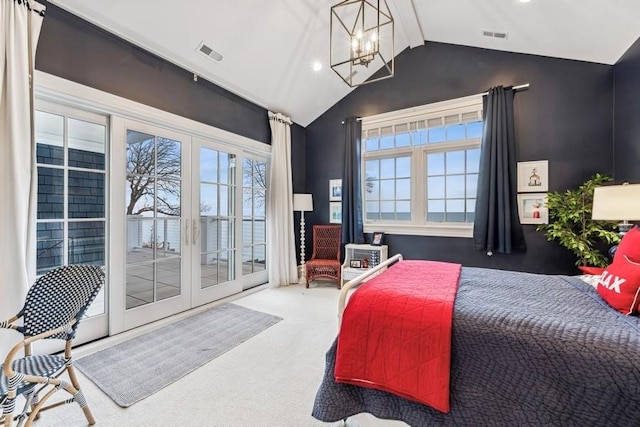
[330,0,394,87]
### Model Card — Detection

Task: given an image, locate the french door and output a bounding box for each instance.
[111,119,268,333]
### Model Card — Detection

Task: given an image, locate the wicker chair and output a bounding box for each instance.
[0,265,104,427]
[306,225,342,289]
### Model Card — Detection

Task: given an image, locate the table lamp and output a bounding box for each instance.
[592,183,640,236]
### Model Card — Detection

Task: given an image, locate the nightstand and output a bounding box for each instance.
[341,243,388,287]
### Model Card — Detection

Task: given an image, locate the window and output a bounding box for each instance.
[362,95,483,237]
[35,107,107,314]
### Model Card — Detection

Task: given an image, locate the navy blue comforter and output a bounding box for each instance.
[312,267,640,426]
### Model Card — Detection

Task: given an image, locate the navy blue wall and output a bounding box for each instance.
[306,43,614,275]
[613,37,640,183]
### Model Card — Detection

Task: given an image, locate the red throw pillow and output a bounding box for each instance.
[613,226,640,264]
[597,256,640,315]
[578,266,605,275]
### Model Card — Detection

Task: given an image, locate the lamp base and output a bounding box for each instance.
[298,264,306,284]
[617,222,634,236]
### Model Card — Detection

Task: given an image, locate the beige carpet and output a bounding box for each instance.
[34,282,407,427]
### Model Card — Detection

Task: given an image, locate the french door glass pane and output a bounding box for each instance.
[200,147,237,288]
[35,111,64,166]
[37,167,64,219]
[254,244,266,272]
[126,263,154,309]
[157,258,181,301]
[68,221,105,265]
[36,222,64,275]
[68,170,105,218]
[68,118,106,170]
[126,130,182,309]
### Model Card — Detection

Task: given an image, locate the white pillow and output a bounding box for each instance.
[576,274,600,288]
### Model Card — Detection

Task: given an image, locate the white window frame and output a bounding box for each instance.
[361,95,483,238]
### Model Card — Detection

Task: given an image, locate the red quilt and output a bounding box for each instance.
[334,260,462,413]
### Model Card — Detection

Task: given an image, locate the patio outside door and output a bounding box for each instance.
[110,120,268,333]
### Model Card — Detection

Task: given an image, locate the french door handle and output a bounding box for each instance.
[185,219,190,246]
[192,218,200,246]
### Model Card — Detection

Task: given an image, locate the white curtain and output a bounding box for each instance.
[0,0,45,352]
[266,111,297,287]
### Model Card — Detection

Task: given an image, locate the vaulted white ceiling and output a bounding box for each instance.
[49,0,640,127]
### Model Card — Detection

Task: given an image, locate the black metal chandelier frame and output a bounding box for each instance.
[330,0,394,87]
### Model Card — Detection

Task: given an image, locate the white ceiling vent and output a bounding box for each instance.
[482,30,508,40]
[196,42,223,62]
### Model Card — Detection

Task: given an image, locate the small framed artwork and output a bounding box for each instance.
[371,231,385,246]
[329,179,342,201]
[350,259,362,268]
[517,160,549,193]
[329,201,342,224]
[517,193,548,224]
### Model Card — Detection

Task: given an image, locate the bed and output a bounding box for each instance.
[311,255,640,426]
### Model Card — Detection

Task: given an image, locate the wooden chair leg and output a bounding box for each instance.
[66,365,81,392]
[66,365,95,424]
[81,404,96,426]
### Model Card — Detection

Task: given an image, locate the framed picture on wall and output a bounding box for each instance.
[329,202,342,224]
[517,160,549,192]
[517,193,548,224]
[329,179,342,201]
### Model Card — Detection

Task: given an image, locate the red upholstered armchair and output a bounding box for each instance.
[305,225,342,289]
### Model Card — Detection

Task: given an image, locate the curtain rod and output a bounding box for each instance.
[480,83,530,96]
[341,118,362,124]
[268,112,292,125]
[341,83,530,124]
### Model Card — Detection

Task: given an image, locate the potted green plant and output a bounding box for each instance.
[536,173,620,267]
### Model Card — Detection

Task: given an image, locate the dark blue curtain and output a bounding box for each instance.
[473,86,526,254]
[341,117,364,244]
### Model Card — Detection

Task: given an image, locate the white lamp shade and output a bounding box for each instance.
[592,184,640,220]
[293,193,313,212]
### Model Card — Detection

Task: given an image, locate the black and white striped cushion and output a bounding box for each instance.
[0,354,67,396]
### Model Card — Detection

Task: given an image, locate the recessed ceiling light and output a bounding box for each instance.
[312,61,322,72]
[519,0,531,3]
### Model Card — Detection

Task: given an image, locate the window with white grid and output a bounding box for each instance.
[361,95,483,237]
